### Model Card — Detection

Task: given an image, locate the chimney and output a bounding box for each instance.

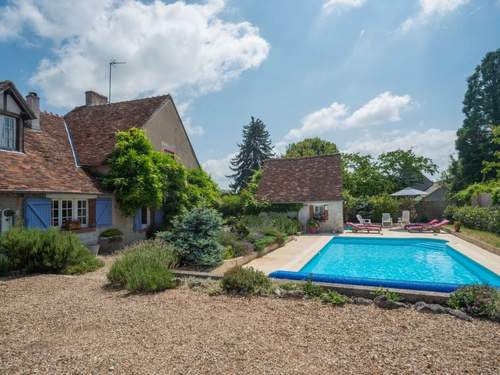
[25,92,40,131]
[85,91,108,106]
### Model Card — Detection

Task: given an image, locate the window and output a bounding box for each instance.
[61,200,73,226]
[141,207,149,226]
[313,205,328,222]
[77,200,87,225]
[0,115,17,151]
[52,200,59,227]
[51,198,89,228]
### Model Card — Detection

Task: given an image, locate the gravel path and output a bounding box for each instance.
[1,264,499,374]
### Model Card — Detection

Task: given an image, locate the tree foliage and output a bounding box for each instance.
[285,137,339,158]
[103,128,176,215]
[453,49,500,189]
[377,149,438,191]
[342,153,389,196]
[228,117,274,192]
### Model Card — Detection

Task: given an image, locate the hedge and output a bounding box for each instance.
[445,206,500,234]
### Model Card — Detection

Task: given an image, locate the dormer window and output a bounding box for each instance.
[0,115,17,151]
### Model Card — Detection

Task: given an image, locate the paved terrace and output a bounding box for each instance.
[246,229,500,276]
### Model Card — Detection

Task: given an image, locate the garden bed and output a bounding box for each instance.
[443,226,500,256]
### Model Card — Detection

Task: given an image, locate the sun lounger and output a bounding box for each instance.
[404,219,439,230]
[347,222,382,233]
[406,220,449,233]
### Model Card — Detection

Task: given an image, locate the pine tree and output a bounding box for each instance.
[228,117,274,192]
[454,49,500,189]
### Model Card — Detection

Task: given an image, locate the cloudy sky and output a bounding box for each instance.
[1,0,499,188]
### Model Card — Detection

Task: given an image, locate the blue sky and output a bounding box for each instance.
[1,0,499,187]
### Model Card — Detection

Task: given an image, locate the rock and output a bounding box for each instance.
[188,279,203,288]
[374,295,406,309]
[351,297,373,305]
[415,302,449,314]
[273,288,283,297]
[446,309,473,321]
[173,277,183,287]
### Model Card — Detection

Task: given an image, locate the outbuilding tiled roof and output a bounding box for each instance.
[0,113,102,194]
[64,95,169,167]
[256,155,343,203]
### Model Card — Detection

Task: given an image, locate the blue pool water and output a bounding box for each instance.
[270,237,500,292]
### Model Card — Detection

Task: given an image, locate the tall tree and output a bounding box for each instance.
[285,137,338,158]
[228,117,274,192]
[377,149,438,191]
[342,153,390,197]
[454,49,500,188]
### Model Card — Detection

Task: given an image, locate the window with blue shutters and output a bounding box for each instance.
[95,198,112,227]
[24,198,51,229]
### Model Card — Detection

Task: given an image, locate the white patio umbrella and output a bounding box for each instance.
[390,187,427,197]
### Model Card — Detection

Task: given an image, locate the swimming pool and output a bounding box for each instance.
[269,237,500,293]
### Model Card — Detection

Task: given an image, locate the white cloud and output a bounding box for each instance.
[0,0,270,109]
[344,128,457,170]
[202,152,236,189]
[281,92,412,143]
[401,0,470,32]
[323,0,366,15]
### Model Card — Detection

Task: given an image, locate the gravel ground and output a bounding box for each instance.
[1,263,499,375]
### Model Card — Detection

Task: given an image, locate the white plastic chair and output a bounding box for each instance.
[401,210,410,226]
[382,213,393,227]
[356,214,371,224]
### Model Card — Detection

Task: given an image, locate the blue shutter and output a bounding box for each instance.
[96,198,112,227]
[133,209,142,232]
[154,209,165,226]
[24,198,51,229]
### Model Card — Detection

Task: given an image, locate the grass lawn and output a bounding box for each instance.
[446,225,500,254]
[1,260,499,374]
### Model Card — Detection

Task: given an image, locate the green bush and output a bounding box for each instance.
[157,207,224,268]
[303,280,324,298]
[448,285,499,321]
[0,253,11,274]
[374,288,402,302]
[221,266,271,295]
[445,206,500,234]
[218,231,254,258]
[0,227,103,274]
[107,239,178,292]
[254,235,277,252]
[344,193,400,223]
[320,290,349,305]
[99,228,124,238]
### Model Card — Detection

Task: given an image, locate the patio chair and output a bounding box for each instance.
[406,220,449,233]
[347,222,382,234]
[401,210,410,226]
[356,214,371,225]
[381,213,393,227]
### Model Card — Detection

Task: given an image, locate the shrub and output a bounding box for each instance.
[448,285,499,321]
[99,228,124,238]
[320,290,349,305]
[374,288,402,302]
[254,235,277,252]
[445,206,500,234]
[157,207,224,268]
[107,239,178,292]
[0,253,11,274]
[221,266,271,295]
[303,280,324,298]
[0,227,103,274]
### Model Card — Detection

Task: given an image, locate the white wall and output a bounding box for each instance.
[298,201,344,233]
[5,93,21,114]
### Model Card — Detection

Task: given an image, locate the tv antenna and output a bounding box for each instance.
[108,59,126,103]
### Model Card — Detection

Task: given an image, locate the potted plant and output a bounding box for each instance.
[63,219,81,231]
[98,228,124,254]
[307,218,320,234]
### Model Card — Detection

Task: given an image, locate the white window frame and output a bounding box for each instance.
[313,204,328,222]
[51,198,89,228]
[0,115,17,151]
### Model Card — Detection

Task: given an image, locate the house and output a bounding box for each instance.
[256,155,344,233]
[0,81,199,245]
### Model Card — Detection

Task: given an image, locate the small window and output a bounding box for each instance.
[141,207,148,226]
[313,205,328,222]
[77,200,87,225]
[0,116,17,151]
[52,200,59,227]
[61,200,73,225]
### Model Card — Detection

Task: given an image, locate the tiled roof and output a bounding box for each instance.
[64,95,169,166]
[0,113,102,194]
[256,155,343,203]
